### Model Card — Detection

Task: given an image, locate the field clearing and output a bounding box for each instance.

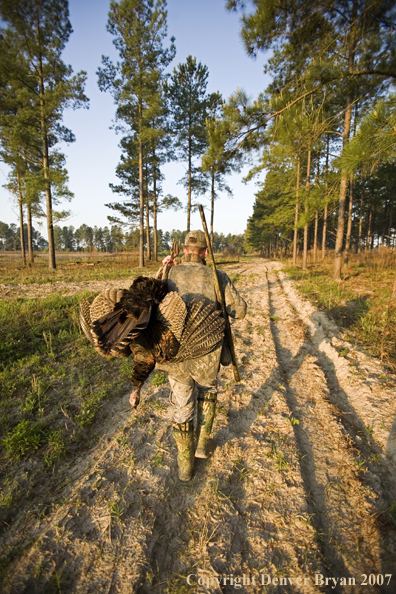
[0,251,247,291]
[0,258,396,593]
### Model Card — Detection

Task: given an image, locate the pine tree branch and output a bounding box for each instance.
[350,69,396,80]
[232,85,322,149]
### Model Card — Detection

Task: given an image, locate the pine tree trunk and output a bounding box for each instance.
[27,202,34,264]
[40,103,55,269]
[313,210,318,263]
[333,1,356,280]
[322,204,328,259]
[344,174,354,266]
[358,192,363,254]
[36,16,56,270]
[153,149,158,262]
[322,136,330,260]
[293,156,300,265]
[138,99,145,267]
[17,171,26,266]
[366,207,372,250]
[388,202,393,248]
[210,168,215,248]
[187,138,192,232]
[145,172,151,261]
[303,148,311,271]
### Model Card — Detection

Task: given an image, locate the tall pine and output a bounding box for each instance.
[0,0,88,269]
[98,0,175,267]
[165,55,212,232]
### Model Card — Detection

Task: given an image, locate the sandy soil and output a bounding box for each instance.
[1,260,396,593]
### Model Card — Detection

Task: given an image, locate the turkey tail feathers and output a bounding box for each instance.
[93,304,152,354]
[172,300,225,363]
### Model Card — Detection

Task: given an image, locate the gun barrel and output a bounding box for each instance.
[198,205,240,382]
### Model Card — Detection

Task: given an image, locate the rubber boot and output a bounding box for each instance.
[173,422,195,481]
[195,392,217,459]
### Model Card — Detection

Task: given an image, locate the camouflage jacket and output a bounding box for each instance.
[156,256,246,382]
[167,257,247,319]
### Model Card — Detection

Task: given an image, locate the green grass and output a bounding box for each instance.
[151,372,167,387]
[284,258,396,371]
[0,292,133,524]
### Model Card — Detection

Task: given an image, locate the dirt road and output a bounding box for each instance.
[2,260,396,593]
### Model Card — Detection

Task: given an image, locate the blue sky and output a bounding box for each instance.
[0,0,271,237]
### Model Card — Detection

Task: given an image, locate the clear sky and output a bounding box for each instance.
[0,0,271,237]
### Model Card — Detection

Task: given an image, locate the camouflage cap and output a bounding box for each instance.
[184,230,207,249]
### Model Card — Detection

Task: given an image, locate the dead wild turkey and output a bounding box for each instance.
[79,276,225,407]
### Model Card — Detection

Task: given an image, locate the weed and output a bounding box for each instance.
[354,458,366,472]
[164,577,191,594]
[44,429,66,467]
[115,435,129,449]
[287,416,300,426]
[107,499,124,523]
[151,372,167,387]
[152,450,164,468]
[369,453,381,464]
[147,398,166,412]
[75,387,107,426]
[52,561,67,593]
[3,420,47,459]
[43,331,54,357]
[215,403,227,416]
[268,442,288,471]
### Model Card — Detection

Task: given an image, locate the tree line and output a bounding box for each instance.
[0,221,244,255]
[224,0,396,278]
[0,0,238,270]
[3,1,394,278]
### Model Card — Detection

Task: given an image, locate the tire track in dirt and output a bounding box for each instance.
[265,263,396,592]
[2,260,396,593]
[278,269,396,469]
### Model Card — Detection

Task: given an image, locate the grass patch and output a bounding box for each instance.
[284,255,396,371]
[151,372,167,387]
[0,292,133,526]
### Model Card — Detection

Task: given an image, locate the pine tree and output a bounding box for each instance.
[227,0,396,276]
[201,92,239,245]
[165,55,212,232]
[0,0,88,269]
[98,0,175,267]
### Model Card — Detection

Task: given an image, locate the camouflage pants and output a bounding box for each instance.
[166,346,221,424]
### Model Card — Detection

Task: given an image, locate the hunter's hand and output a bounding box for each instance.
[162,254,177,268]
[129,387,141,409]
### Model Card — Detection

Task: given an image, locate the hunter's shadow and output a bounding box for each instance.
[213,277,396,587]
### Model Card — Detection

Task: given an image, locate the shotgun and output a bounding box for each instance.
[198,205,240,382]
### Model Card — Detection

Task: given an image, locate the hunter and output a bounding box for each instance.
[162,230,247,481]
